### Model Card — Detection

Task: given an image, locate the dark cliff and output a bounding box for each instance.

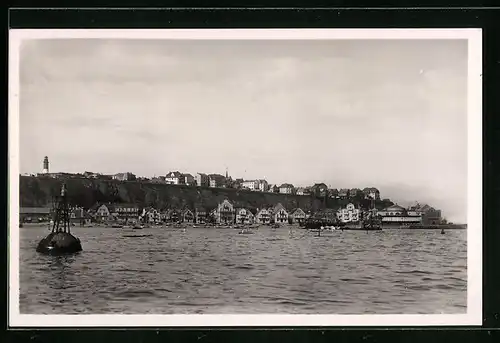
[19,176,392,212]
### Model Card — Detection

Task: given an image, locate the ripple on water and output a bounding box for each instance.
[19,226,467,314]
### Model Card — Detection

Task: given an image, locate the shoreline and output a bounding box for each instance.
[19,222,466,230]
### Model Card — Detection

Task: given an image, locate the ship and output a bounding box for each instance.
[36,183,83,255]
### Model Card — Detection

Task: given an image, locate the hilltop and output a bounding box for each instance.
[19,176,394,212]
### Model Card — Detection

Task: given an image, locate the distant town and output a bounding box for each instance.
[19,156,454,228]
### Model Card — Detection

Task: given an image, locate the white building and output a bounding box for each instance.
[242,180,258,190]
[273,203,289,223]
[257,179,269,192]
[235,208,255,224]
[256,208,272,224]
[337,203,361,223]
[279,183,294,194]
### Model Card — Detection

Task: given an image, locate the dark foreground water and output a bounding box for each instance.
[19,225,467,314]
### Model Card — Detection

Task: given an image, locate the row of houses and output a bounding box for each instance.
[93,200,442,225]
[32,164,382,201]
[157,172,382,201]
[90,200,309,225]
[20,199,443,227]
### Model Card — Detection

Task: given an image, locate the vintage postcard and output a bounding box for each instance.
[8,28,482,327]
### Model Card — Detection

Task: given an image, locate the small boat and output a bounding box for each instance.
[123,234,153,238]
[111,224,123,228]
[133,224,143,230]
[273,223,280,229]
[441,228,445,234]
[239,228,254,235]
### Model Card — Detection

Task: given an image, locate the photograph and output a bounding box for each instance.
[8,28,482,327]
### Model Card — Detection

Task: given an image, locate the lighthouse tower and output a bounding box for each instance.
[42,156,49,174]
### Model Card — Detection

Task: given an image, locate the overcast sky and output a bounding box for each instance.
[19,38,468,222]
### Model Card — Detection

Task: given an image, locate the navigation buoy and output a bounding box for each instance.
[36,183,83,255]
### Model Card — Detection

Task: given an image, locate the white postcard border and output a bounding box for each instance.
[8,28,482,327]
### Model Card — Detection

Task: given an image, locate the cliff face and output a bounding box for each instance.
[19,176,393,212]
[19,176,324,211]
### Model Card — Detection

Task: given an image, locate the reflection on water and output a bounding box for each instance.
[19,226,467,314]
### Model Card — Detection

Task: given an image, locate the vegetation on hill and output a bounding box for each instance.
[19,176,394,212]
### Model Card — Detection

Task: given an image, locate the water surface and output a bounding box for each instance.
[19,225,467,314]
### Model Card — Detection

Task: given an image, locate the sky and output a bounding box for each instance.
[18,38,468,222]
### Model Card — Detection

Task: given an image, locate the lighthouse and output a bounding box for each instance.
[42,156,49,174]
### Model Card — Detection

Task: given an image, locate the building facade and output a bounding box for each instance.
[113,203,140,222]
[310,183,328,197]
[290,208,306,224]
[337,203,361,223]
[19,207,51,222]
[363,187,381,200]
[268,184,279,193]
[166,171,184,185]
[209,174,227,188]
[195,206,207,224]
[196,173,210,187]
[273,203,289,223]
[183,173,195,186]
[113,172,137,181]
[256,208,272,224]
[242,180,258,190]
[94,204,115,222]
[183,209,194,223]
[235,208,254,224]
[279,183,294,194]
[257,180,269,192]
[377,204,422,226]
[216,199,235,224]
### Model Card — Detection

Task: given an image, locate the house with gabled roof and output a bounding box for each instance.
[273,203,289,223]
[235,208,254,224]
[216,199,235,224]
[93,203,116,222]
[141,207,161,224]
[256,208,272,224]
[166,171,184,185]
[290,208,307,224]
